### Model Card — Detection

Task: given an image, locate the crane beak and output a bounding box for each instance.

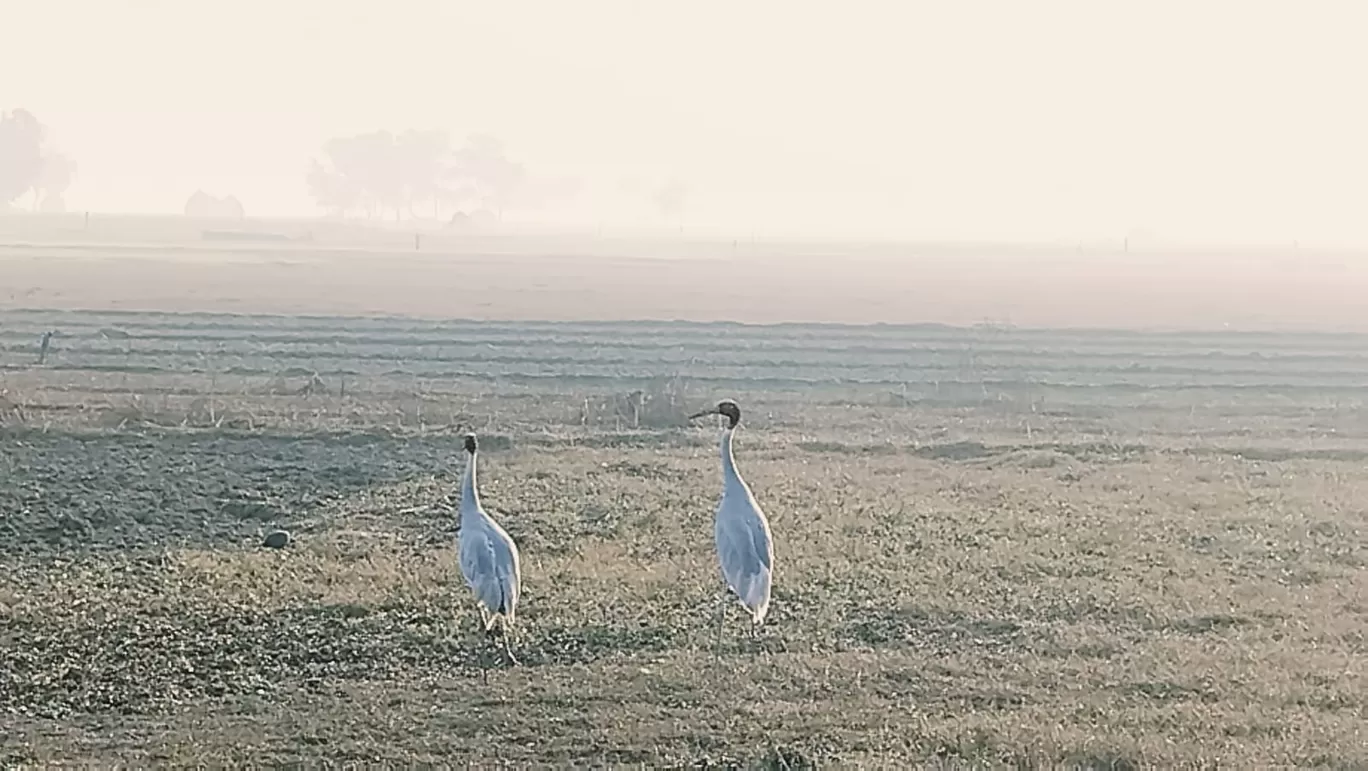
[688,407,719,421]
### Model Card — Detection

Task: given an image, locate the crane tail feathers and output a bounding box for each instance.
[739,570,772,625]
[751,601,770,625]
[481,581,516,632]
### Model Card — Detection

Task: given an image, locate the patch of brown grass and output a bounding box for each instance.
[4,303,1368,765]
[4,430,1368,766]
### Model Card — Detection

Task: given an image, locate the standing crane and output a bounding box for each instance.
[457,433,522,666]
[689,399,775,644]
[38,330,53,365]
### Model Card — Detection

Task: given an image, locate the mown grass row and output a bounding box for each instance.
[8,356,1368,394]
[2,311,1366,419]
[14,338,1368,378]
[6,308,1368,352]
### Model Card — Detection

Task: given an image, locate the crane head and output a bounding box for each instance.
[688,399,741,429]
[463,433,478,454]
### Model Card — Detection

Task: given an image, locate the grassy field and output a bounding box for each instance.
[2,297,1367,767]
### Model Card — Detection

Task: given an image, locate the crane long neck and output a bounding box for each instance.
[460,451,483,520]
[720,427,746,495]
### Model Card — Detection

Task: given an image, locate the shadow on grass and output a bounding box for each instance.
[0,429,478,554]
[0,597,683,720]
[843,605,1029,654]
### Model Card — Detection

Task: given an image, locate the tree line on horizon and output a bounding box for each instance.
[0,109,76,213]
[1,108,688,225]
[307,130,533,223]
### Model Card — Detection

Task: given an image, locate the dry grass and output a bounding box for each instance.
[2,241,1368,765]
[4,404,1368,765]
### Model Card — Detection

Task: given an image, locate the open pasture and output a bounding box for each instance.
[2,307,1368,766]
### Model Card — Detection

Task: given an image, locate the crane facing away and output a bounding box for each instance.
[38,330,53,365]
[457,433,522,666]
[689,399,775,644]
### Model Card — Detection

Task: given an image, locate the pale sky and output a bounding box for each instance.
[4,0,1367,244]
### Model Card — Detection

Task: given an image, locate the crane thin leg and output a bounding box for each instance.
[500,625,520,666]
[714,593,728,655]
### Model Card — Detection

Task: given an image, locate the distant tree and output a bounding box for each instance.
[185,190,245,219]
[306,158,363,218]
[35,152,75,212]
[306,129,545,223]
[336,131,404,218]
[0,109,51,207]
[0,110,79,212]
[396,129,452,219]
[451,134,526,220]
[308,130,410,220]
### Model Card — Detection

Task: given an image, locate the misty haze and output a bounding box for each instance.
[3,1,1368,767]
